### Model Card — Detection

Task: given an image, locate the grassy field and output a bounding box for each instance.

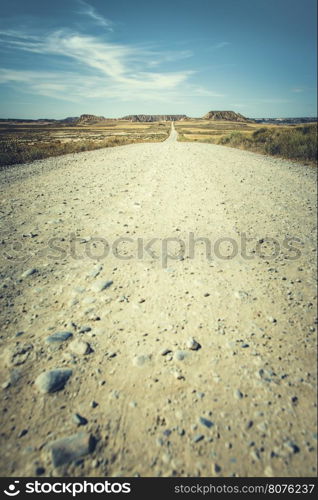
[175,120,317,164]
[0,120,170,167]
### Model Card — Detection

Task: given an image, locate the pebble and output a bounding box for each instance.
[69,340,91,356]
[174,350,186,361]
[92,280,113,292]
[73,413,88,426]
[88,265,103,278]
[21,268,38,278]
[213,463,222,474]
[161,348,172,356]
[17,429,28,438]
[284,441,300,454]
[79,326,92,333]
[186,337,201,350]
[49,432,95,467]
[133,355,150,367]
[199,417,214,429]
[234,389,244,400]
[45,331,73,344]
[193,434,204,443]
[35,369,72,393]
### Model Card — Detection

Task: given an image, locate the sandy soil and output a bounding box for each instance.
[0,125,317,477]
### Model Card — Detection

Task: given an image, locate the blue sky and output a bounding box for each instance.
[0,0,316,118]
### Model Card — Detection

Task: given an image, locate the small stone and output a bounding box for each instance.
[18,429,28,438]
[268,316,277,323]
[284,441,300,454]
[234,389,244,400]
[35,467,45,476]
[193,434,204,443]
[35,369,72,393]
[108,352,117,358]
[174,350,186,361]
[21,268,38,278]
[46,331,73,344]
[73,413,88,426]
[161,348,172,356]
[213,463,222,474]
[92,280,113,292]
[2,381,10,390]
[186,337,201,351]
[88,265,103,278]
[133,355,150,367]
[241,343,249,348]
[90,401,98,408]
[199,417,214,429]
[49,432,95,467]
[79,326,92,334]
[69,340,91,356]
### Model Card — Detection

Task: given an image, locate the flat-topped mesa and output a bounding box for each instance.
[202,110,251,122]
[121,115,188,122]
[76,114,107,125]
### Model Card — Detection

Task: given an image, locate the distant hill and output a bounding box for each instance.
[75,114,107,125]
[121,115,188,122]
[202,111,250,122]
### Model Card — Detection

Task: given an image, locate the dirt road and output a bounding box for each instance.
[0,125,317,477]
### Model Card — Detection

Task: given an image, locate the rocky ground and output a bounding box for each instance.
[0,125,317,477]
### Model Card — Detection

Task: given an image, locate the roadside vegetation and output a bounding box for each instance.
[0,122,170,167]
[175,120,317,164]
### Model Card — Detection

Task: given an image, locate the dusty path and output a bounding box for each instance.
[0,126,317,477]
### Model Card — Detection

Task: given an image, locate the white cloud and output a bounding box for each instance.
[0,28,224,102]
[77,0,114,30]
[291,87,304,93]
[214,42,230,49]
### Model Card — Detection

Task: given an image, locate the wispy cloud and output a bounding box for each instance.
[77,0,114,30]
[0,28,224,103]
[291,87,304,93]
[214,42,230,49]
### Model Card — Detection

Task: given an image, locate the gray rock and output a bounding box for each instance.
[21,268,38,278]
[199,417,214,428]
[45,331,73,344]
[234,389,244,400]
[79,326,92,333]
[69,340,91,355]
[4,344,33,367]
[35,369,72,393]
[49,432,95,467]
[193,434,204,443]
[186,337,201,350]
[73,413,88,426]
[161,348,172,356]
[174,350,186,361]
[133,355,151,367]
[88,265,103,278]
[92,280,113,292]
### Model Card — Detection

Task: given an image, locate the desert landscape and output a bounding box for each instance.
[0,118,317,478]
[0,0,317,485]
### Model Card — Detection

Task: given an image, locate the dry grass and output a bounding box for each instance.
[0,121,170,167]
[175,120,317,163]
